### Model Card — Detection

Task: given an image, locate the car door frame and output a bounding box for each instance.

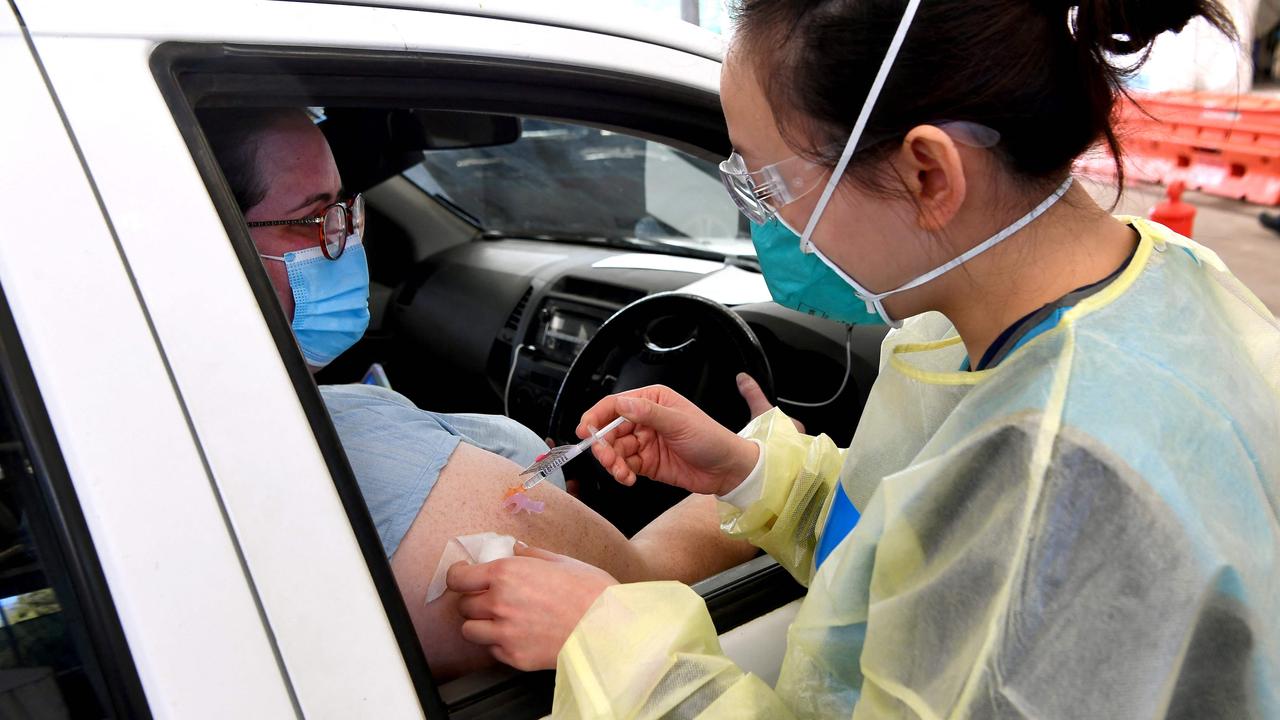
[148,32,810,715]
[22,1,804,716]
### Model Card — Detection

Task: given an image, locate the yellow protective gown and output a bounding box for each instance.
[550,219,1280,719]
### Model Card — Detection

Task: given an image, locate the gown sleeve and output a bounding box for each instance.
[551,582,797,719]
[547,408,850,719]
[717,408,847,586]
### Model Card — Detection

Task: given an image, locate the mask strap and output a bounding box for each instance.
[799,0,924,254]
[257,238,362,265]
[811,175,1074,326]
[880,175,1074,299]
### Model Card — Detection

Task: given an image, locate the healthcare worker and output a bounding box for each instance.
[446,0,1280,716]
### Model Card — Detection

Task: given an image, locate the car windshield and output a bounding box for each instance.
[404,118,755,257]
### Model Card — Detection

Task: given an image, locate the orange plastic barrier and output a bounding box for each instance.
[1128,91,1280,128]
[1076,91,1280,206]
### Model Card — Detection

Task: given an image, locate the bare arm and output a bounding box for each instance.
[629,494,758,583]
[389,442,639,678]
[388,443,753,679]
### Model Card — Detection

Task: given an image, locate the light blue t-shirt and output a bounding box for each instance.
[320,383,564,557]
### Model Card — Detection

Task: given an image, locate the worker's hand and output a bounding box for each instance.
[735,372,805,433]
[447,544,617,671]
[577,384,759,496]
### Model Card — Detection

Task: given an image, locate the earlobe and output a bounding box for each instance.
[903,126,967,232]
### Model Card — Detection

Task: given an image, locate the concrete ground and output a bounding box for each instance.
[1083,179,1280,313]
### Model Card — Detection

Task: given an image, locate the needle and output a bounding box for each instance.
[520,416,626,491]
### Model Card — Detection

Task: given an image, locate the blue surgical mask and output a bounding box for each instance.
[750,216,885,326]
[262,238,370,368]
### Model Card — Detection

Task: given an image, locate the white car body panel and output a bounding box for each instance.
[719,598,801,688]
[17,0,722,98]
[337,0,727,59]
[32,32,426,719]
[0,7,299,718]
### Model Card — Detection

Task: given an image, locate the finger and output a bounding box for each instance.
[792,417,806,433]
[736,372,775,419]
[587,439,635,485]
[590,438,622,472]
[598,446,636,486]
[491,644,549,672]
[613,457,637,486]
[623,454,645,477]
[577,395,628,439]
[513,543,563,561]
[615,395,690,437]
[591,422,629,448]
[576,416,636,443]
[589,444,635,486]
[578,387,668,438]
[446,561,491,594]
[456,592,496,620]
[490,645,522,670]
[608,431,641,458]
[460,619,502,646]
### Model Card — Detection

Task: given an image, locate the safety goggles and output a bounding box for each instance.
[718,122,1000,226]
[718,151,830,226]
[247,193,366,260]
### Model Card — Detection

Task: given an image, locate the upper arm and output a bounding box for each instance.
[388,442,643,677]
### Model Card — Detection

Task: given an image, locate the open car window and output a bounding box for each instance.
[164,44,817,718]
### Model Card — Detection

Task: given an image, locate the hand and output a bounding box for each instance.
[577,385,760,497]
[736,372,805,432]
[446,544,618,671]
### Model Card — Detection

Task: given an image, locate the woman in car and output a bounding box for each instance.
[447,0,1280,716]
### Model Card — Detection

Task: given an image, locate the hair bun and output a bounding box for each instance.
[1124,0,1203,36]
[1073,0,1233,54]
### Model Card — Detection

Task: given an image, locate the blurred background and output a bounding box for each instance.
[617,0,1280,313]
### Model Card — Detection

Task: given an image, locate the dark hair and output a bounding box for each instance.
[730,0,1236,191]
[196,107,307,212]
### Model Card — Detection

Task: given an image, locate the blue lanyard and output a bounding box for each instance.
[815,482,861,570]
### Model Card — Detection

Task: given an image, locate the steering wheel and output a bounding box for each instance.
[549,293,774,536]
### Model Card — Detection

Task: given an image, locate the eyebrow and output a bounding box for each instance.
[286,187,343,214]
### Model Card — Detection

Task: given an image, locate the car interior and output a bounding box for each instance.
[160,42,890,717]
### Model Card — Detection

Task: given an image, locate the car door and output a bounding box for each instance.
[15,1,438,718]
[1,3,302,717]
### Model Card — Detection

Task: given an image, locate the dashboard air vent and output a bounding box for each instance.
[504,287,534,332]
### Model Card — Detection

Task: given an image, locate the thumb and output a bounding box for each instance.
[616,395,690,436]
[513,542,562,561]
[736,372,774,419]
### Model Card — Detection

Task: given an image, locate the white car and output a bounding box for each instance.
[1,2,887,717]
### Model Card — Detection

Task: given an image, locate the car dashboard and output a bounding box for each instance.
[380,238,887,447]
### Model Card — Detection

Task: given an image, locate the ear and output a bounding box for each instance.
[893,125,967,231]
